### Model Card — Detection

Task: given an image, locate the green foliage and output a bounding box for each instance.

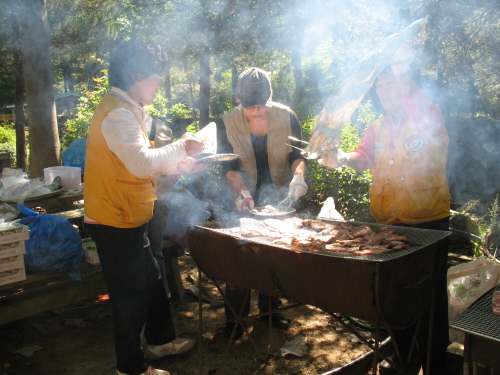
[472,197,500,238]
[63,68,179,148]
[185,121,200,135]
[62,69,109,148]
[144,93,169,121]
[302,104,375,221]
[0,123,16,167]
[169,103,191,119]
[458,198,500,257]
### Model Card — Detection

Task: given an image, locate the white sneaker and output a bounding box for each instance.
[144,337,196,360]
[116,366,170,375]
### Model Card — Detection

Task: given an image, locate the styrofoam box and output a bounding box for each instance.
[0,241,26,259]
[43,166,82,191]
[0,259,24,272]
[0,222,29,244]
[0,267,26,287]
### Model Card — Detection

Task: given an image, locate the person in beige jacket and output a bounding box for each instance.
[216,67,307,340]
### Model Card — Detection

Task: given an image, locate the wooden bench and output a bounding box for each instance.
[0,262,107,326]
[0,210,186,325]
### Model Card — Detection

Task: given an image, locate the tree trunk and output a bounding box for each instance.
[164,57,172,110]
[199,47,210,127]
[232,65,238,107]
[13,49,27,171]
[63,63,75,93]
[291,49,305,107]
[19,0,60,178]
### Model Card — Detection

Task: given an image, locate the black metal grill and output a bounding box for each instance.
[451,284,500,341]
[199,217,451,262]
[188,216,450,330]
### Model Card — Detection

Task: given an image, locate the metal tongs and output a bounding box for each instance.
[277,193,294,209]
[286,136,316,159]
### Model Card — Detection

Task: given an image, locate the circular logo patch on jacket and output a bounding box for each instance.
[404,135,425,152]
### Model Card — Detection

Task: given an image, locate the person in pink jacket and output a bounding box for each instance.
[320,45,450,375]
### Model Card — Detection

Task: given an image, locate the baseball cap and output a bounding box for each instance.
[236,67,272,108]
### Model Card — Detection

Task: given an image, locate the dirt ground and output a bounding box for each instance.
[0,252,482,375]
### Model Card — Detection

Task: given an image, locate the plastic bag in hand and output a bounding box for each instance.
[390,44,413,75]
[318,149,349,169]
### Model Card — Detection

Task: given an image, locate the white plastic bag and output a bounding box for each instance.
[447,256,500,342]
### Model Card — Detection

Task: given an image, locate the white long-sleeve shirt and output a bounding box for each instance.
[101,88,186,177]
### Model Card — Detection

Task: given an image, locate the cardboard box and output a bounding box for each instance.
[0,241,26,259]
[0,266,26,286]
[82,238,99,264]
[0,221,29,244]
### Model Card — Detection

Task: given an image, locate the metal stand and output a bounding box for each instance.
[195,267,300,375]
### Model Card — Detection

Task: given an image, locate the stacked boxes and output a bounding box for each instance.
[0,221,30,287]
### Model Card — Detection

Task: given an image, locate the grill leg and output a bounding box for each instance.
[371,321,380,375]
[266,295,273,351]
[197,267,203,375]
[425,287,436,375]
[464,334,471,375]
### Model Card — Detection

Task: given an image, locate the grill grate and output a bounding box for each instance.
[195,217,450,262]
[451,284,500,341]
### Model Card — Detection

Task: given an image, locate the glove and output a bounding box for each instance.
[390,44,413,76]
[318,149,350,169]
[288,174,308,202]
[234,190,254,213]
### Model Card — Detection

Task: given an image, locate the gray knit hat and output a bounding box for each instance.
[236,67,272,108]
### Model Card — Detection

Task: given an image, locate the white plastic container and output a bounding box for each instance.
[43,166,82,191]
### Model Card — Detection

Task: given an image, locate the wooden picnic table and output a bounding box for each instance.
[0,195,186,325]
[19,191,84,214]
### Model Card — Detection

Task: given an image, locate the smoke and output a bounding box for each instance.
[5,0,497,215]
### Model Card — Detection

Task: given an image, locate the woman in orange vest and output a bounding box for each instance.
[84,40,204,375]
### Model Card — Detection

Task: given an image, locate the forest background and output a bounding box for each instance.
[1,0,500,223]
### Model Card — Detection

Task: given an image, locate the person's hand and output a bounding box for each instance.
[288,174,308,201]
[177,157,209,175]
[180,132,204,157]
[318,149,350,169]
[390,44,413,76]
[234,190,254,213]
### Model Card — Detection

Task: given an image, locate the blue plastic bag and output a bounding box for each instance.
[62,138,87,171]
[18,204,83,280]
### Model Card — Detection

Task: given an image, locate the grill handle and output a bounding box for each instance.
[402,271,432,290]
[449,227,482,241]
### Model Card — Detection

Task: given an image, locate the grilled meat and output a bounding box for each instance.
[235,218,413,256]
